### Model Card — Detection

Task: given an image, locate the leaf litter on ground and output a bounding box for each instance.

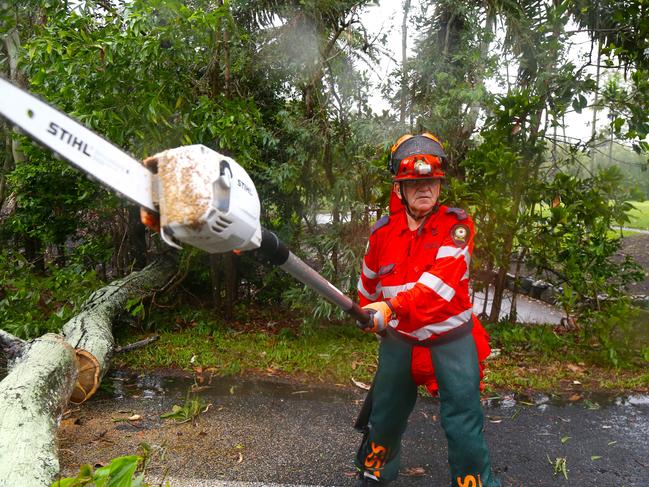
[402,466,426,476]
[160,391,210,424]
[351,377,371,390]
[547,455,569,479]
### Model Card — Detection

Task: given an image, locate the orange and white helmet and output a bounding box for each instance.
[389,133,447,182]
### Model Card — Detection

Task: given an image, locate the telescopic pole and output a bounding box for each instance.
[255,228,372,327]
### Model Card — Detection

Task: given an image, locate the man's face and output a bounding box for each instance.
[396,179,441,217]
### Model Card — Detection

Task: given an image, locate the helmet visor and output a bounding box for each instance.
[393,154,445,181]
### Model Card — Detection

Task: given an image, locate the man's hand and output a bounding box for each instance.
[359,301,393,333]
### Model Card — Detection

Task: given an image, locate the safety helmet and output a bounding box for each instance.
[389,133,447,182]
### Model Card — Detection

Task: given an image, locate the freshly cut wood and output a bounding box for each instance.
[62,255,177,403]
[0,255,178,487]
[70,349,101,404]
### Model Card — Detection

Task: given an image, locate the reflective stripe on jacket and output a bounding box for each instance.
[358,204,474,344]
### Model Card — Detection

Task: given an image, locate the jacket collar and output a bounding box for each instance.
[396,204,440,235]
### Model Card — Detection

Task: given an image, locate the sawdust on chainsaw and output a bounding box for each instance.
[154,147,217,230]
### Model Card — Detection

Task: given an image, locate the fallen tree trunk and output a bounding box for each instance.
[0,254,178,487]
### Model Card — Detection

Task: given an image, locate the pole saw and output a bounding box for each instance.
[0,77,372,328]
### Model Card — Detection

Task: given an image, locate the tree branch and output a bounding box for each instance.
[114,334,159,353]
[0,329,25,361]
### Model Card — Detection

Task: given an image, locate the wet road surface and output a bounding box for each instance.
[58,371,649,486]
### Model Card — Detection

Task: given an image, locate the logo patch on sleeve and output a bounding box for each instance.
[451,224,470,246]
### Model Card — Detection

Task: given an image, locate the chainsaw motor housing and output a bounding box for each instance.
[152,145,262,253]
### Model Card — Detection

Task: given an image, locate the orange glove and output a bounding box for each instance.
[140,207,160,232]
[140,155,161,233]
[360,301,393,333]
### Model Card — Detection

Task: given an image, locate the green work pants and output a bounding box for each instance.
[355,331,500,487]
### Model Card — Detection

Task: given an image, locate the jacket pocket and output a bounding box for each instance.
[378,263,396,276]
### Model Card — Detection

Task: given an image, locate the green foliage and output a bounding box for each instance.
[548,455,569,480]
[487,303,649,369]
[452,77,644,349]
[488,322,573,359]
[6,0,268,266]
[125,297,145,321]
[408,0,497,157]
[642,346,649,363]
[282,225,363,323]
[23,1,229,152]
[160,391,207,424]
[4,140,107,247]
[51,455,147,487]
[582,301,645,367]
[1,0,647,360]
[527,170,644,323]
[0,252,103,339]
[114,307,378,383]
[625,201,649,229]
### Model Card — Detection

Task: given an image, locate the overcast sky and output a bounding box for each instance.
[358,0,617,144]
[360,0,408,114]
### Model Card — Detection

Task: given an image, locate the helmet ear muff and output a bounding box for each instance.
[389,142,406,175]
[440,155,448,173]
[388,151,399,175]
[389,133,414,175]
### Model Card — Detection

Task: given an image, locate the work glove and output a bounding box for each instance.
[359,301,393,333]
[140,154,161,232]
[140,207,160,232]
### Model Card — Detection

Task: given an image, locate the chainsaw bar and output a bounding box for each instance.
[0,76,157,211]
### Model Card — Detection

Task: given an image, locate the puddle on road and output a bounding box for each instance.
[483,391,649,410]
[99,369,354,403]
[99,369,649,411]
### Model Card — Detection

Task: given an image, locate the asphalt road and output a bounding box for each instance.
[58,372,649,487]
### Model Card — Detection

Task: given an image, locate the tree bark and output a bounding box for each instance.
[0,254,178,486]
[24,236,45,274]
[210,253,223,310]
[127,205,147,270]
[5,28,26,167]
[0,334,77,486]
[223,252,237,319]
[0,127,12,207]
[399,0,411,124]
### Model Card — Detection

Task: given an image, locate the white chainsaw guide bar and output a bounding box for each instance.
[0,76,157,211]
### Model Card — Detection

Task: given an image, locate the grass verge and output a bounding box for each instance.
[114,311,379,386]
[627,200,649,230]
[484,319,649,393]
[114,308,649,394]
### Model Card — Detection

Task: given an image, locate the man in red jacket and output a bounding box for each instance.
[354,133,500,487]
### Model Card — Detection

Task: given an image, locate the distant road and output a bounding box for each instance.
[620,226,649,235]
[472,290,563,325]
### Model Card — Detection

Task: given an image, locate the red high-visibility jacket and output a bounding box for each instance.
[358,202,491,393]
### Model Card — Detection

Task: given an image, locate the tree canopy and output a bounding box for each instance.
[1,0,647,358]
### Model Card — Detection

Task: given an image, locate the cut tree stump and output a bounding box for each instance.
[0,255,178,487]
